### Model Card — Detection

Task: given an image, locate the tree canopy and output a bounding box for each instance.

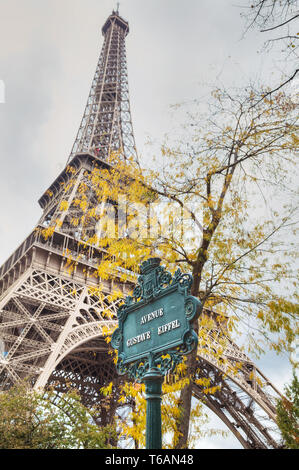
[241,0,299,98]
[0,383,117,449]
[276,371,299,449]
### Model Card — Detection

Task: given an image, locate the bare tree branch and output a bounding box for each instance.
[260,13,299,31]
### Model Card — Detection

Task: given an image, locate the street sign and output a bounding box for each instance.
[123,290,193,362]
[111,257,202,449]
[111,258,202,381]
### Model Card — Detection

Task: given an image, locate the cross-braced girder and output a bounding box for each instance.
[192,358,281,448]
[69,11,137,163]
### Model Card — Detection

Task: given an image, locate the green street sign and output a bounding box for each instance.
[111,258,202,381]
[111,257,202,449]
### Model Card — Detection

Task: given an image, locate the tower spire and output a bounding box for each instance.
[68,10,137,164]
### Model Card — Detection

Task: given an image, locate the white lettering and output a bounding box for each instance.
[126,330,151,348]
[140,308,164,325]
[157,319,181,335]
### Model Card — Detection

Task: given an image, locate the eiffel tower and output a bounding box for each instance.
[0,10,283,448]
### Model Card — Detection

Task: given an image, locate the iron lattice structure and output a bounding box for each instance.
[68,11,137,163]
[0,10,283,448]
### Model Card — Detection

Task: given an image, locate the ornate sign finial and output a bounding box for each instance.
[139,257,161,274]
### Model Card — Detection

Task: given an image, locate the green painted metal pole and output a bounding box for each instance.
[144,370,163,449]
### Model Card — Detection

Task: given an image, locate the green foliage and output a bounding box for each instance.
[276,371,299,449]
[0,383,117,449]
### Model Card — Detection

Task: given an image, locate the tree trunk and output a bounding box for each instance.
[175,346,198,448]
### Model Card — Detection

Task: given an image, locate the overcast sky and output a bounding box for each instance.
[0,0,295,448]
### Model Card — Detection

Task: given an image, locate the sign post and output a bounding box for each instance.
[111,258,202,449]
[144,367,163,449]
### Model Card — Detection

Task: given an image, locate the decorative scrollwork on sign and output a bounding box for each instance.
[154,351,183,376]
[116,304,128,323]
[184,296,200,322]
[177,330,198,355]
[116,339,198,382]
[157,266,173,289]
[133,284,142,300]
[121,257,194,308]
[178,273,193,289]
[111,328,122,350]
